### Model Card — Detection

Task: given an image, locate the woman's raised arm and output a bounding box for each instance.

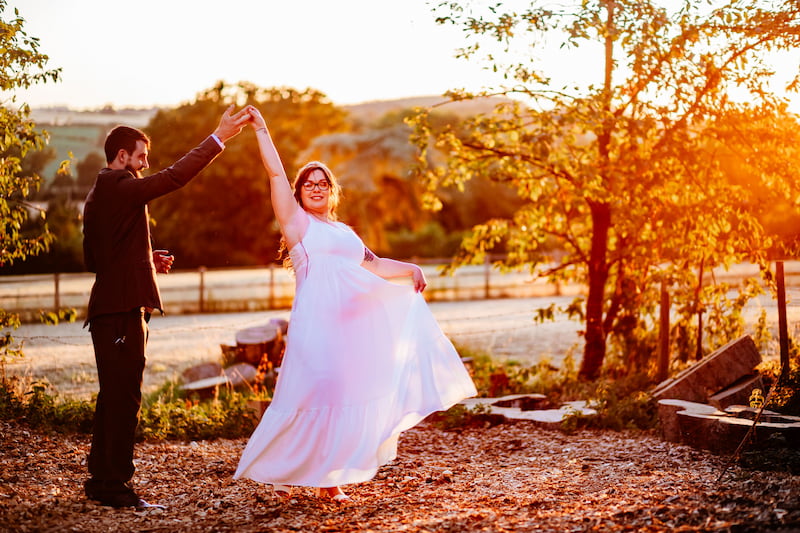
[246,106,306,248]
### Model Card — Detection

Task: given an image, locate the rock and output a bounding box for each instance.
[652,335,761,404]
[180,362,223,384]
[181,362,257,395]
[224,362,258,387]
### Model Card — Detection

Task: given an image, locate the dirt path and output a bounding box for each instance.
[6,298,585,398]
[1,419,797,532]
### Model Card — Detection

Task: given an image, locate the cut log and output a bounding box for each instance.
[234,321,286,367]
[708,373,764,410]
[657,399,724,443]
[652,335,761,404]
[657,399,800,454]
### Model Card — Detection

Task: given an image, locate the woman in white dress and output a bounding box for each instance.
[234,106,477,503]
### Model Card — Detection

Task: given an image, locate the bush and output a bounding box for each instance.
[138,382,260,441]
[0,378,94,434]
[455,345,659,432]
[0,376,261,441]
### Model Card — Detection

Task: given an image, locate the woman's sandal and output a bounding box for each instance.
[272,484,292,502]
[315,487,352,503]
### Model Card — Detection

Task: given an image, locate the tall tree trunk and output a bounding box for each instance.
[578,0,616,380]
[579,200,611,379]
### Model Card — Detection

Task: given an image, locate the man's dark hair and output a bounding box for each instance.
[104,126,150,163]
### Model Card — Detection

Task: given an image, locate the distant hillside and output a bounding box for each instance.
[30,95,514,182]
[344,95,513,123]
[30,106,157,128]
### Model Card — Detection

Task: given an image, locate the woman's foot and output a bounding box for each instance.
[272,484,292,502]
[316,486,352,503]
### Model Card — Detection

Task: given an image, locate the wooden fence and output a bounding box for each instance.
[0,259,580,322]
[4,260,800,323]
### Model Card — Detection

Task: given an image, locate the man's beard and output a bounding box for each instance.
[125,164,143,179]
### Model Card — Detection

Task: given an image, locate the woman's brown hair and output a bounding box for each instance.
[279,161,343,270]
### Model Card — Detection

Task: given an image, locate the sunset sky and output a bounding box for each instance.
[7,0,501,109]
[6,0,799,111]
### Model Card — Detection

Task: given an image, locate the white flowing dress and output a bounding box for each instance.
[234,213,477,487]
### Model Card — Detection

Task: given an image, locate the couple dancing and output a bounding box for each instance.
[82,105,476,509]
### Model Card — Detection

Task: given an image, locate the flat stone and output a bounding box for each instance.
[652,335,761,404]
[460,396,596,427]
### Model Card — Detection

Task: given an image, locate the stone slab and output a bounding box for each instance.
[460,396,596,427]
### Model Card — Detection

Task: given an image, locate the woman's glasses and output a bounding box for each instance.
[302,180,330,191]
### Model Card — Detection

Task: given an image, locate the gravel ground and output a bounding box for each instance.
[2,418,798,533]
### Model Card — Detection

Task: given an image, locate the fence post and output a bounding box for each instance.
[657,280,670,382]
[484,255,490,299]
[54,272,60,310]
[199,266,206,313]
[268,264,275,309]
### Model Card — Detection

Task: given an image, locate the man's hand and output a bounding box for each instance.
[213,105,251,143]
[153,250,174,274]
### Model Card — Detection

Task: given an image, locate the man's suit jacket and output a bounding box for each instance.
[83,136,223,324]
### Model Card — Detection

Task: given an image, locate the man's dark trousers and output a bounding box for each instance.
[85,308,149,503]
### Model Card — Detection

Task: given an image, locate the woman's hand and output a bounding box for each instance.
[245,105,268,130]
[411,265,427,293]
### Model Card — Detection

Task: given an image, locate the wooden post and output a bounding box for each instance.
[484,255,490,299]
[657,280,670,381]
[199,266,206,313]
[776,261,790,375]
[268,264,275,309]
[695,258,705,361]
[54,272,60,310]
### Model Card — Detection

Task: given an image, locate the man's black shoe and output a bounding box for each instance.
[84,479,140,508]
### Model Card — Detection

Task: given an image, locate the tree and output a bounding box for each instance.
[76,151,105,192]
[0,0,61,268]
[412,1,800,378]
[304,107,524,257]
[146,82,348,268]
[0,0,62,359]
[300,110,428,253]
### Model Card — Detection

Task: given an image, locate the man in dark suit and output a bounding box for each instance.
[82,105,249,508]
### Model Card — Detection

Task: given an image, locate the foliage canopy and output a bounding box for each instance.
[412,0,800,378]
[146,82,349,267]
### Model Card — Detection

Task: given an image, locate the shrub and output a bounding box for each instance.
[0,376,261,441]
[456,345,659,432]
